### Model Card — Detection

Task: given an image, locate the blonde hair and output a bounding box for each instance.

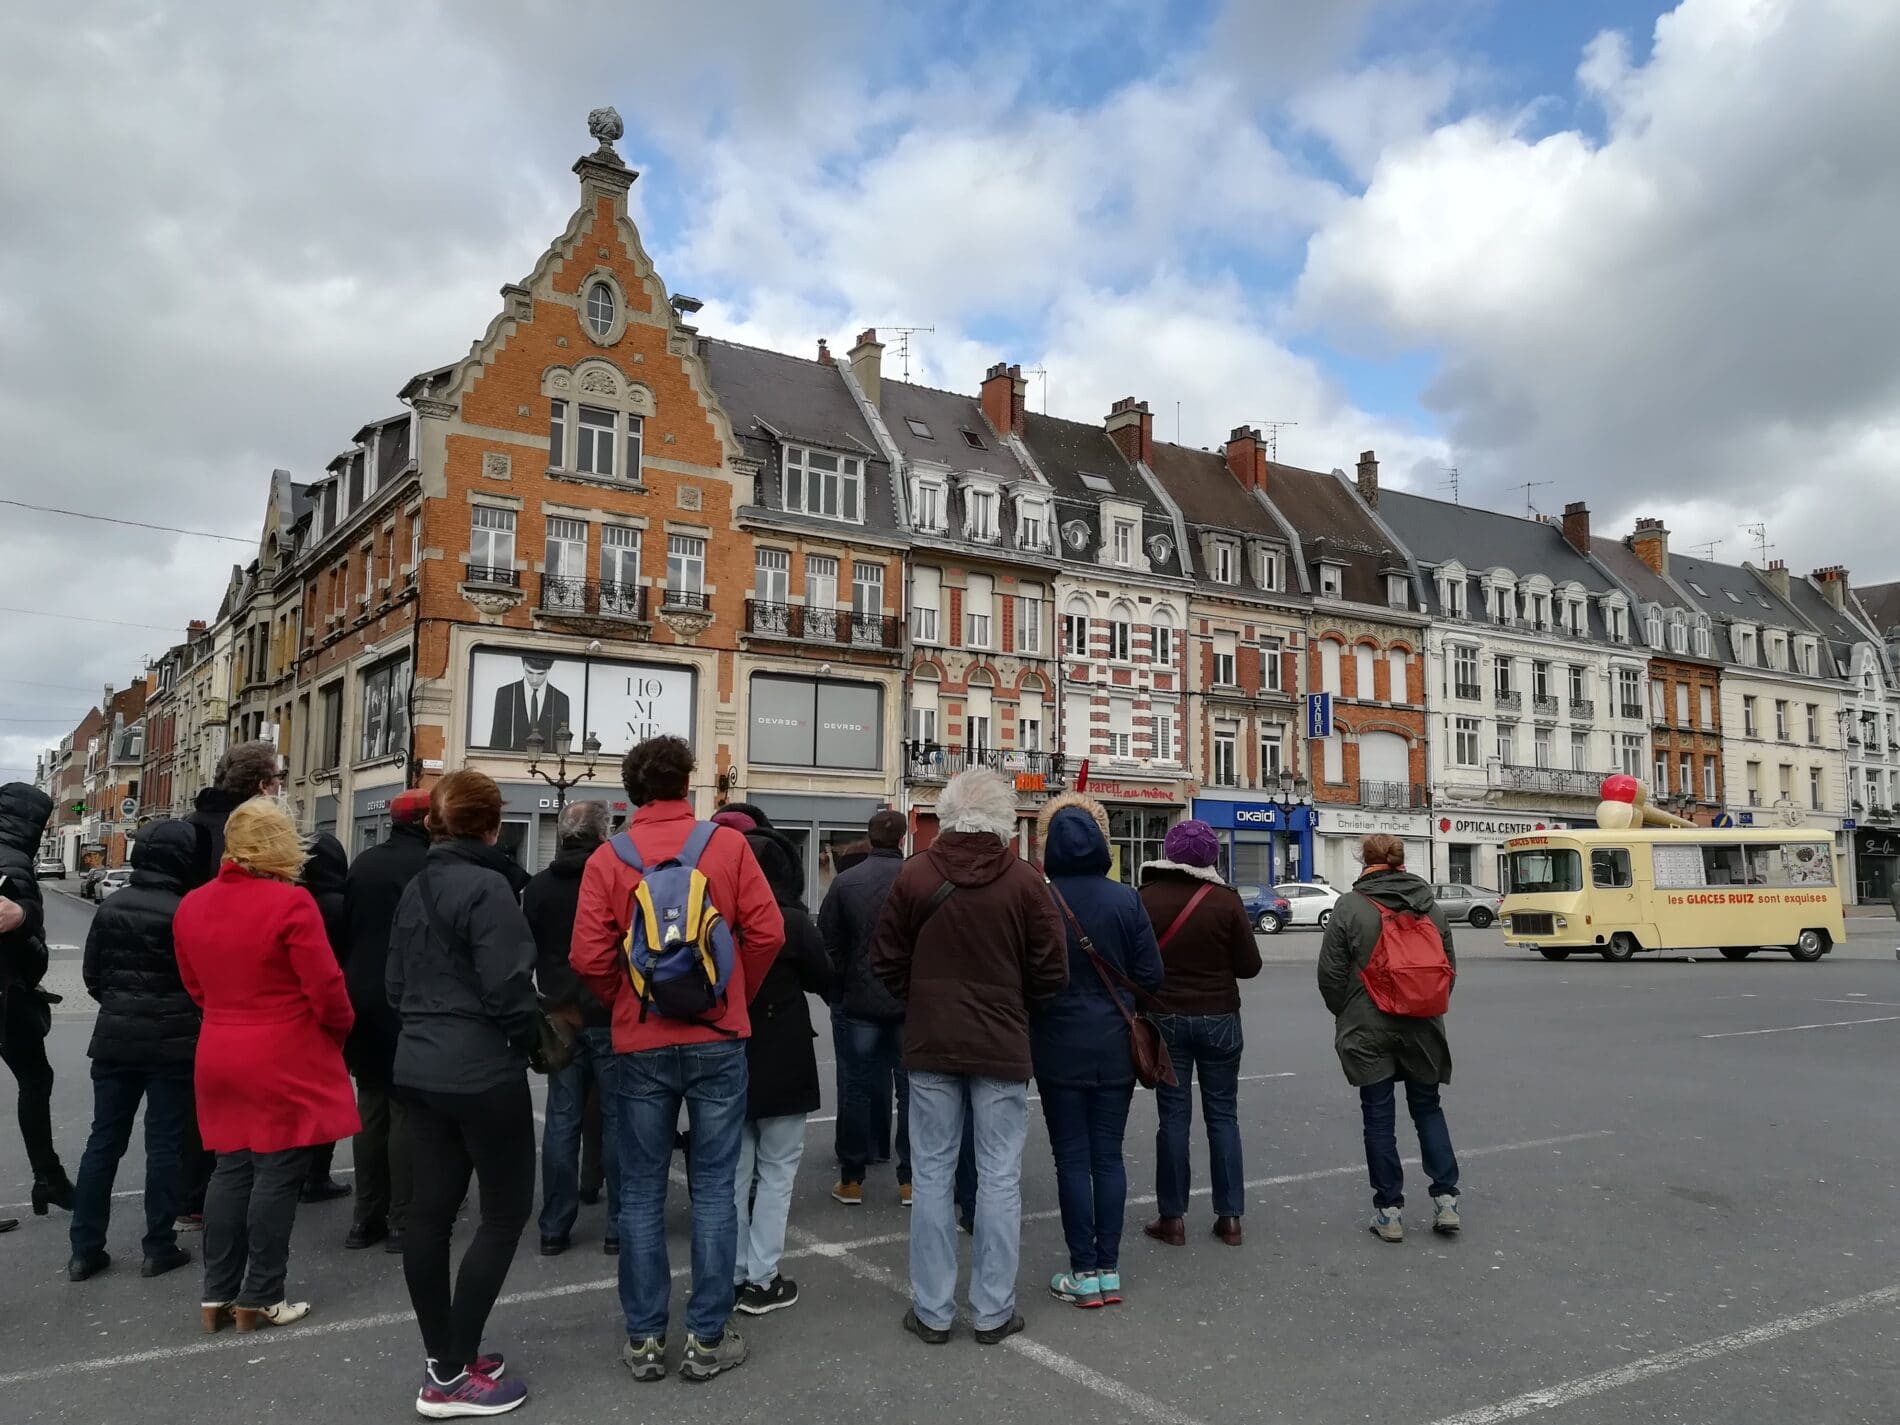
[223,798,309,882]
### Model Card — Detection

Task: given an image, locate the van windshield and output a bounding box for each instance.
[1506,849,1583,894]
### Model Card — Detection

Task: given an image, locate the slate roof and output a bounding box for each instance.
[1664,553,1809,632]
[1779,576,1865,676]
[1592,536,1681,609]
[1016,411,1187,578]
[1145,440,1293,596]
[878,380,1028,483]
[1855,582,1900,636]
[1266,465,1410,609]
[701,339,900,535]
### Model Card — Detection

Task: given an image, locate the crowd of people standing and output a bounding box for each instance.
[0,738,1464,1418]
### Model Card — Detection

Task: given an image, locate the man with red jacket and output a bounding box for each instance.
[570,736,785,1385]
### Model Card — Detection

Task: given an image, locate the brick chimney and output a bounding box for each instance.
[1812,564,1850,611]
[980,361,1026,438]
[1104,397,1153,465]
[1224,426,1266,491]
[1631,517,1669,576]
[847,328,883,406]
[816,337,832,366]
[1561,501,1592,556]
[1762,558,1790,600]
[1355,450,1380,508]
[187,620,207,633]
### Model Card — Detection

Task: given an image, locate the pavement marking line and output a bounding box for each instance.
[0,1132,1609,1389]
[1814,998,1900,1007]
[1700,1014,1900,1039]
[1,1165,355,1213]
[785,1223,1209,1425]
[1424,1282,1900,1425]
[807,1072,1298,1126]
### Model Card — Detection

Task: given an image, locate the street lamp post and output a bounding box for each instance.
[524,722,603,811]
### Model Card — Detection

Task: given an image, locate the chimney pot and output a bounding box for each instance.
[981,359,1027,438]
[1224,426,1267,493]
[846,328,884,406]
[1355,450,1380,509]
[1104,395,1153,465]
[1630,517,1670,576]
[1561,500,1592,555]
[816,338,832,365]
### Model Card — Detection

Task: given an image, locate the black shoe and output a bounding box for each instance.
[0,1218,17,1233]
[539,1235,570,1256]
[141,1244,191,1278]
[974,1313,1026,1345]
[603,1237,620,1256]
[736,1276,799,1316]
[384,1228,406,1255]
[32,1169,75,1216]
[344,1219,387,1250]
[579,1186,602,1206]
[300,1176,351,1204]
[902,1308,950,1345]
[67,1250,110,1282]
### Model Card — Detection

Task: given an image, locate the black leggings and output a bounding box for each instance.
[0,988,60,1177]
[400,1078,535,1370]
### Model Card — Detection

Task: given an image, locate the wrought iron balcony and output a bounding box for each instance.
[464,564,520,588]
[1454,682,1482,701]
[1359,779,1427,809]
[1569,698,1595,718]
[1495,690,1523,711]
[746,599,903,651]
[903,741,1065,787]
[540,576,647,621]
[657,587,709,612]
[1487,761,1613,797]
[1619,703,1645,720]
[1532,694,1560,718]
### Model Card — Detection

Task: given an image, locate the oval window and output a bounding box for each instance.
[585,281,616,337]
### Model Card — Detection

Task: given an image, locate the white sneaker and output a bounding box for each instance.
[1432,1194,1461,1235]
[1369,1206,1403,1243]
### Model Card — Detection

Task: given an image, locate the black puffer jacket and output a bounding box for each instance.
[182,785,247,891]
[743,828,831,1120]
[0,782,53,992]
[817,846,906,1022]
[82,820,200,1066]
[524,840,609,1028]
[302,833,349,963]
[341,821,429,1085]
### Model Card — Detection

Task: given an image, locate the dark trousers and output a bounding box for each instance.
[403,1079,535,1370]
[1038,1082,1135,1274]
[1153,1012,1244,1218]
[0,989,60,1176]
[203,1146,311,1307]
[540,1027,619,1240]
[351,1081,412,1230]
[70,1062,192,1259]
[180,1097,216,1215]
[838,1016,909,1184]
[1359,1076,1460,1210]
[581,1075,604,1200]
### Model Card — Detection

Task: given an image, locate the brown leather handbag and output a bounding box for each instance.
[1050,886,1177,1090]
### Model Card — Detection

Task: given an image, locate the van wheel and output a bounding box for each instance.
[1468,908,1495,929]
[1601,934,1638,962]
[1538,948,1569,961]
[1316,909,1332,929]
[1719,947,1754,961]
[1788,929,1829,963]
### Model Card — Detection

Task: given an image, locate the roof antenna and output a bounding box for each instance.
[1249,420,1298,462]
[870,324,935,382]
[1688,539,1723,560]
[1026,364,1049,413]
[1512,479,1554,517]
[1742,522,1774,564]
[1439,466,1461,505]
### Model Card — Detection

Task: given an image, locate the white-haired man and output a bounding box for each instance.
[872,768,1065,1345]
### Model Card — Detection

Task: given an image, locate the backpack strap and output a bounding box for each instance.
[676,819,720,870]
[1157,884,1216,951]
[609,831,645,873]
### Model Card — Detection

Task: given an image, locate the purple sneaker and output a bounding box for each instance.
[416,1367,527,1418]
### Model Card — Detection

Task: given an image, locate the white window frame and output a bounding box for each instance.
[1213,648,1237,687]
[1107,620,1131,662]
[1453,716,1480,768]
[1212,723,1238,787]
[601,524,640,592]
[1112,520,1134,567]
[1262,637,1283,692]
[912,479,946,534]
[1260,548,1283,591]
[666,534,706,598]
[1016,587,1043,655]
[1151,623,1174,668]
[784,445,865,523]
[1318,564,1343,598]
[469,506,515,576]
[577,403,617,478]
[967,488,999,543]
[1212,542,1236,585]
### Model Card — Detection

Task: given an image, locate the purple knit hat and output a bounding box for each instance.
[1163,819,1220,869]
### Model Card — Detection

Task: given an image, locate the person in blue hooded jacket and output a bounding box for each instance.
[1031,793,1164,1310]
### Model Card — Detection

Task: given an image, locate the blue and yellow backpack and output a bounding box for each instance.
[609,821,737,1028]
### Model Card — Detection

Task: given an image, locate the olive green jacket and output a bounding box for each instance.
[1317,869,1456,1087]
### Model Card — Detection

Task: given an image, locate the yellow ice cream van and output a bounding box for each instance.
[1498,828,1845,962]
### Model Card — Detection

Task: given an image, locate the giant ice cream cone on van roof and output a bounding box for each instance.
[1597,774,1694,830]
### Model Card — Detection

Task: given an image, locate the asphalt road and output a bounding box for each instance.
[3,889,1897,1423]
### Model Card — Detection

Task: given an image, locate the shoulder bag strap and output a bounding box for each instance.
[1049,884,1142,1032]
[413,870,459,950]
[914,877,958,933]
[1157,883,1216,951]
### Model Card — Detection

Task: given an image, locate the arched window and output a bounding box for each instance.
[543,363,654,483]
[1106,600,1135,663]
[1354,643,1376,699]
[1062,596,1092,656]
[1386,648,1410,704]
[1319,638,1342,696]
[1149,605,1176,668]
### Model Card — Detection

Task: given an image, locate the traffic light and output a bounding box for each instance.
[69,800,85,816]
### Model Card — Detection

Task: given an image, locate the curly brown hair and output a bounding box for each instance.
[215,740,282,798]
[621,735,694,806]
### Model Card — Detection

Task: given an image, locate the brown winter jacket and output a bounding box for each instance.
[1137,861,1262,1016]
[871,831,1066,1082]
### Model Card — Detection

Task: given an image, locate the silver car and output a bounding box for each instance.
[1432,883,1502,929]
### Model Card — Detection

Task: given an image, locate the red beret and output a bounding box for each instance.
[391,788,432,824]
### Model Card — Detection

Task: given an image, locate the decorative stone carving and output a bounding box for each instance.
[597,247,610,259]
[587,106,624,155]
[677,485,702,511]
[656,604,714,643]
[463,586,524,621]
[482,452,512,481]
[556,336,569,348]
[412,397,456,421]
[663,433,676,445]
[1147,533,1173,564]
[1061,519,1090,552]
[580,368,617,395]
[549,371,571,391]
[516,404,530,417]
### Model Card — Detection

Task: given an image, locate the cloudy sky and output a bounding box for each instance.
[3,0,1897,779]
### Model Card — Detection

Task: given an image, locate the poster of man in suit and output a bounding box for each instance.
[483,653,575,750]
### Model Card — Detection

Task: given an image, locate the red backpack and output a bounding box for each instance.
[1360,903,1454,1018]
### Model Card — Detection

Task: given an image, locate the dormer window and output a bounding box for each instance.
[1440,576,1468,619]
[1318,564,1343,598]
[1693,620,1712,658]
[1798,640,1817,676]
[1016,500,1049,552]
[911,478,946,533]
[1606,602,1627,641]
[1260,548,1283,591]
[1733,627,1757,664]
[1668,618,1688,654]
[1386,574,1409,610]
[784,445,863,522]
[1212,542,1236,584]
[1112,520,1135,566]
[966,488,999,542]
[1645,609,1664,647]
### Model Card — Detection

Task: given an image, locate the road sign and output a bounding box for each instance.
[1738,812,1755,826]
[1305,693,1334,739]
[1713,813,1734,828]
[1843,818,1858,830]
[119,797,138,820]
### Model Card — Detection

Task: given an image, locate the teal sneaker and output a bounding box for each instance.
[1049,1271,1103,1308]
[1096,1271,1122,1305]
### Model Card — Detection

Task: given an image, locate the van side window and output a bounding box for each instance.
[1701,845,1748,886]
[1591,848,1632,889]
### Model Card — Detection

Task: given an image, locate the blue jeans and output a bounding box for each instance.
[69,1063,192,1259]
[1152,1012,1244,1218]
[1359,1076,1459,1210]
[908,1071,1027,1332]
[1037,1082,1134,1274]
[734,1114,806,1287]
[838,1017,909,1184]
[615,1039,748,1342]
[539,1027,619,1241]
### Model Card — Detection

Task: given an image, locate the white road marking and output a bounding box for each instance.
[0,1132,1607,1388]
[806,1072,1299,1126]
[1813,998,1900,1007]
[1700,1015,1900,1039]
[1424,1282,1900,1425]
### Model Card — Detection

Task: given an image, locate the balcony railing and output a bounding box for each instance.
[1619,703,1645,720]
[745,599,903,651]
[1569,698,1594,718]
[1487,761,1613,797]
[903,741,1065,787]
[659,587,709,612]
[1454,682,1482,701]
[465,564,520,588]
[540,576,647,621]
[1359,779,1427,809]
[1495,690,1522,711]
[1532,694,1560,718]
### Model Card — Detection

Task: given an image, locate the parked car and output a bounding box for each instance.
[1432,882,1502,929]
[98,868,134,898]
[1274,881,1343,928]
[1236,884,1292,934]
[80,866,110,901]
[34,858,65,879]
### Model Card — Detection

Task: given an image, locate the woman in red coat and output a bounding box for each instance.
[175,798,359,1333]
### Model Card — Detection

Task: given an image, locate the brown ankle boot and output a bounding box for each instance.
[200,1302,233,1334]
[1213,1215,1244,1246]
[1142,1215,1186,1246]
